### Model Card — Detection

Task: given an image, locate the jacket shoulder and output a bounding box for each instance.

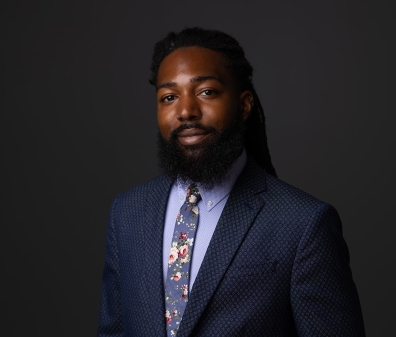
[264,173,331,220]
[243,158,326,215]
[112,175,171,209]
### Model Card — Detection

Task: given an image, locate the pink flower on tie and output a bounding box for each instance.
[178,245,188,258]
[180,254,190,264]
[172,309,178,316]
[179,232,188,240]
[173,272,181,281]
[181,284,188,298]
[169,247,178,265]
[165,310,172,324]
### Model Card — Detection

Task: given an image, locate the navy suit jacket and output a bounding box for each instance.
[98,159,365,336]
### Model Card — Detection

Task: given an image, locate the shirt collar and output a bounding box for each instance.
[176,148,247,211]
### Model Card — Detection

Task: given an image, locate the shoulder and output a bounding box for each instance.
[238,159,340,235]
[242,158,325,214]
[265,174,324,212]
[111,175,172,211]
[261,173,342,236]
[237,157,337,220]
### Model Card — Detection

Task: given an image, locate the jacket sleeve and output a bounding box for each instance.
[97,197,124,337]
[290,203,366,336]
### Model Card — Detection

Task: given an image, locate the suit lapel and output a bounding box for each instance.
[142,176,173,336]
[177,159,268,337]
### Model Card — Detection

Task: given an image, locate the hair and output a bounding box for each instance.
[149,27,277,177]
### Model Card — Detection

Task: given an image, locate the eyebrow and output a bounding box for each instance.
[156,75,222,91]
[191,75,222,84]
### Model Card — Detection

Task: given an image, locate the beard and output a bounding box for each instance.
[157,117,246,190]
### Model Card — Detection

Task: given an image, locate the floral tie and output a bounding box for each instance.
[165,184,201,336]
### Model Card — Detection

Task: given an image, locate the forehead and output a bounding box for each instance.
[157,46,234,85]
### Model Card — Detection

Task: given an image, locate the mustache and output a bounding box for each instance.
[170,123,216,138]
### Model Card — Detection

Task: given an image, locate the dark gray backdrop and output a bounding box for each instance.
[1,1,394,336]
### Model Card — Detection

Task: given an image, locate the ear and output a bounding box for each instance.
[239,90,253,121]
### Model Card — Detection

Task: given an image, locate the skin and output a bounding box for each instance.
[156,46,253,149]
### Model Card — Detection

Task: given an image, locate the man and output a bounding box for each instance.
[98,27,365,336]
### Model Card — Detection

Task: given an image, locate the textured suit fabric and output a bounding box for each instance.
[97,159,365,336]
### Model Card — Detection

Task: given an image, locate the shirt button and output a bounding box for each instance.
[206,200,213,206]
[180,196,184,200]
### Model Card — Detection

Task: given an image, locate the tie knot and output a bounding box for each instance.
[186,184,201,205]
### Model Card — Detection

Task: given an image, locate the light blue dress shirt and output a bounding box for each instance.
[162,149,247,290]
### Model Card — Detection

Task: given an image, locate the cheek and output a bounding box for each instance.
[203,102,239,130]
[157,111,174,139]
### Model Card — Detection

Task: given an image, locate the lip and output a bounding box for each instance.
[177,128,210,146]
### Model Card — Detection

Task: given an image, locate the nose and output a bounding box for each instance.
[176,94,202,121]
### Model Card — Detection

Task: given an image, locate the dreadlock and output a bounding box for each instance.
[149,27,277,177]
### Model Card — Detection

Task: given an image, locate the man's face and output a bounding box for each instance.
[155,46,252,188]
[156,46,251,151]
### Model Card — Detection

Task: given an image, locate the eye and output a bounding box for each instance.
[161,95,176,102]
[201,90,214,96]
[198,89,220,99]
